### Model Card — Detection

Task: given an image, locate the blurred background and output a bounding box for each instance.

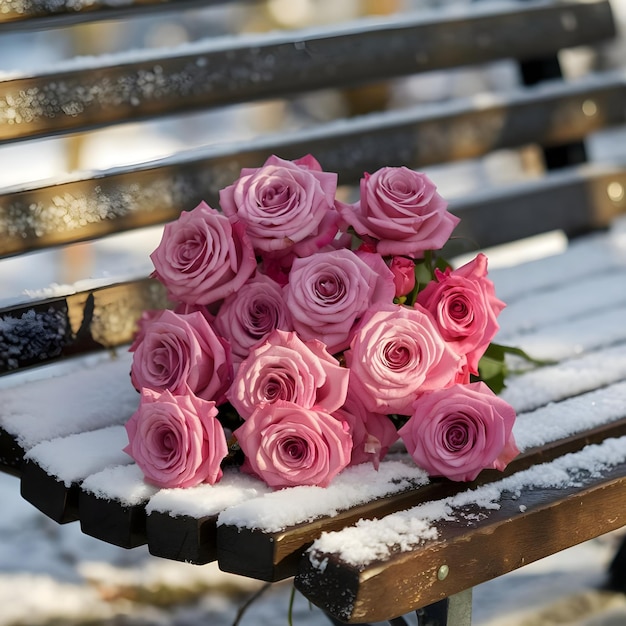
[1,1,626,624]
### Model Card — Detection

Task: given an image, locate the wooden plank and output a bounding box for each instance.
[444,162,626,256]
[1,73,625,258]
[20,459,79,523]
[146,510,218,564]
[0,427,24,475]
[296,458,626,623]
[0,278,170,374]
[0,0,615,144]
[0,0,238,32]
[79,490,148,549]
[215,416,626,581]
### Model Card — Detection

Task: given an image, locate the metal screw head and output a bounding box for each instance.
[437,564,449,581]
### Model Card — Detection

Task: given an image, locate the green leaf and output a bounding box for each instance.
[475,348,507,395]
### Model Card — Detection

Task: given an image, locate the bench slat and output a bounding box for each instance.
[0,0,615,144]
[0,278,168,374]
[446,161,626,255]
[296,441,626,623]
[0,0,237,32]
[2,72,625,258]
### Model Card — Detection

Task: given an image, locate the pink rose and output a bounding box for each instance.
[416,253,505,374]
[130,309,164,352]
[398,382,519,482]
[228,329,348,419]
[345,304,462,415]
[130,309,232,404]
[124,387,228,488]
[284,248,395,353]
[389,256,416,298]
[213,274,293,364]
[338,167,460,258]
[334,391,398,469]
[150,201,256,306]
[234,400,352,488]
[219,154,338,256]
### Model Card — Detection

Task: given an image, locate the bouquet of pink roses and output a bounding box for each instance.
[124,154,519,490]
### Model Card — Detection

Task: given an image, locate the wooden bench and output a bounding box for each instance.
[2,0,626,624]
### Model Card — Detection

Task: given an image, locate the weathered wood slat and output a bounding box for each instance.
[0,0,615,144]
[0,278,169,374]
[1,72,625,258]
[76,464,157,547]
[445,161,626,256]
[0,0,237,32]
[296,450,626,623]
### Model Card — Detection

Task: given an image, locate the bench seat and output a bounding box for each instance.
[2,219,626,622]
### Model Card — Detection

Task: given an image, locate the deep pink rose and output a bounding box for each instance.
[284,248,395,353]
[389,256,416,298]
[228,329,348,419]
[234,400,352,488]
[213,274,293,365]
[416,253,505,374]
[338,167,460,258]
[150,201,256,306]
[130,309,232,404]
[219,154,338,256]
[345,304,462,415]
[398,382,519,482]
[334,391,398,469]
[124,387,228,488]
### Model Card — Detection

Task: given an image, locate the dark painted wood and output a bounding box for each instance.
[19,460,78,524]
[296,462,626,623]
[0,428,25,475]
[79,490,148,548]
[0,1,615,144]
[146,511,218,564]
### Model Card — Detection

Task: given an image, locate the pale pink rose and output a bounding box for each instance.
[228,329,348,419]
[345,304,462,415]
[398,382,519,482]
[234,400,352,488]
[416,253,505,374]
[338,167,460,258]
[284,248,395,354]
[334,391,398,469]
[389,256,416,298]
[130,309,232,404]
[219,154,338,255]
[124,387,228,488]
[213,274,293,364]
[150,201,256,306]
